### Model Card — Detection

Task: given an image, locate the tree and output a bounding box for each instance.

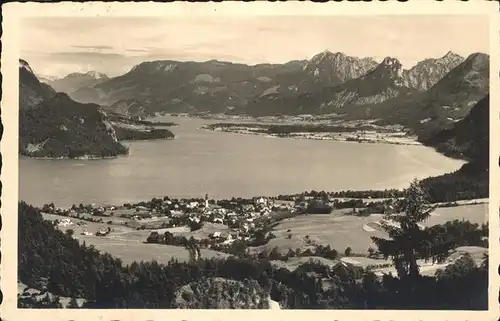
[189,220,203,232]
[344,247,352,256]
[65,229,75,237]
[371,179,435,279]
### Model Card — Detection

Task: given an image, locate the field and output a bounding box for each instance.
[160,222,232,240]
[426,203,488,226]
[42,213,229,265]
[251,203,488,254]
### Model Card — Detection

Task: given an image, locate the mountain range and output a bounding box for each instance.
[19,60,174,159]
[369,52,489,138]
[44,71,109,98]
[52,51,468,120]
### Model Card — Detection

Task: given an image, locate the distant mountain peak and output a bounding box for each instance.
[381,57,402,67]
[443,51,461,59]
[65,71,108,80]
[38,74,60,82]
[308,50,347,64]
[402,52,465,91]
[372,57,403,79]
[301,51,378,85]
[85,70,108,80]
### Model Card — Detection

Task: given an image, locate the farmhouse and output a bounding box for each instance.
[58,218,73,227]
[96,227,112,236]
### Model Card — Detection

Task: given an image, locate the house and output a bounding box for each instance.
[242,204,255,212]
[222,236,235,245]
[58,218,73,227]
[250,212,260,219]
[211,232,222,239]
[170,210,184,217]
[96,227,111,236]
[189,216,201,223]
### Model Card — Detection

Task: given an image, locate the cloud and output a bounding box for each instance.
[72,45,114,50]
[50,52,125,59]
[21,15,489,77]
[125,48,150,53]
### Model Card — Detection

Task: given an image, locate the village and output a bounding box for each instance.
[41,194,301,245]
[38,191,488,278]
[40,192,402,258]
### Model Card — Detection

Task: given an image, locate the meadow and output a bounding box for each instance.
[251,203,488,254]
[42,213,229,265]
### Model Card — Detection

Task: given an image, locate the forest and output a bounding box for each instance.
[113,126,175,141]
[19,93,128,159]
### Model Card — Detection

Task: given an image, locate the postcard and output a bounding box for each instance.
[1,1,499,320]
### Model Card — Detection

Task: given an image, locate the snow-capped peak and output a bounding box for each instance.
[38,74,59,82]
[85,70,107,80]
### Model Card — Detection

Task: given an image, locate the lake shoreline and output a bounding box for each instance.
[20,137,177,160]
[20,154,122,161]
[199,126,422,146]
[21,114,467,207]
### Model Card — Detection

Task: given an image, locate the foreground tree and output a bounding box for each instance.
[371,179,435,279]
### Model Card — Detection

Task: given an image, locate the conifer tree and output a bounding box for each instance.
[371,179,435,279]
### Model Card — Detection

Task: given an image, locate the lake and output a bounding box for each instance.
[19,116,466,207]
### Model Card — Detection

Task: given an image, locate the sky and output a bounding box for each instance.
[20,15,490,78]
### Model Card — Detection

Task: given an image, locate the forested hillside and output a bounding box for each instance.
[421,96,489,202]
